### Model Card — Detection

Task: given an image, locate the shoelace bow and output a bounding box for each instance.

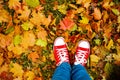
[56,48,69,64]
[76,50,88,65]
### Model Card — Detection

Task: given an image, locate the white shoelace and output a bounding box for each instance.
[56,48,69,65]
[75,50,88,65]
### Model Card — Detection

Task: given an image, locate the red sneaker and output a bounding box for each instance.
[74,40,90,66]
[53,37,69,66]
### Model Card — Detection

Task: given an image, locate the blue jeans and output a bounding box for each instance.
[52,62,91,80]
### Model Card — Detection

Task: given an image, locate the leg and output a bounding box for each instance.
[52,37,71,80]
[72,40,91,80]
[72,64,91,80]
[52,62,71,80]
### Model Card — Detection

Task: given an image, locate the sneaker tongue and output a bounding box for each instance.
[54,44,67,49]
[77,47,90,53]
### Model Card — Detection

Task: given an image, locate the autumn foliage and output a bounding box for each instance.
[0,0,120,80]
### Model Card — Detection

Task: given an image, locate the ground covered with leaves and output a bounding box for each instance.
[0,0,120,80]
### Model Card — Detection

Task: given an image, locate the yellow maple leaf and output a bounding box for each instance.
[0,9,10,23]
[90,54,100,63]
[10,62,24,78]
[8,0,21,10]
[12,45,24,55]
[17,6,31,21]
[36,26,47,41]
[21,31,36,49]
[0,63,9,73]
[30,10,51,27]
[24,71,35,80]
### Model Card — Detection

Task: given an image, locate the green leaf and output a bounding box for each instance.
[13,35,22,46]
[58,4,67,14]
[35,39,47,47]
[70,24,77,31]
[25,0,40,8]
[21,22,33,31]
[5,26,14,34]
[104,63,113,77]
[112,8,120,16]
[94,39,101,45]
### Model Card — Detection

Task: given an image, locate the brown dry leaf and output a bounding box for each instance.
[28,52,39,62]
[21,31,36,49]
[8,0,21,10]
[93,8,102,20]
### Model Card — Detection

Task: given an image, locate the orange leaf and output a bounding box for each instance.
[93,8,102,20]
[60,17,75,30]
[28,52,39,62]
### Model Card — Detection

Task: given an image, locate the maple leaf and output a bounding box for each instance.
[30,11,45,26]
[79,16,89,24]
[24,71,35,80]
[21,31,36,49]
[17,6,31,21]
[93,8,102,20]
[0,64,9,73]
[60,17,75,30]
[11,45,24,55]
[0,9,10,23]
[25,0,40,8]
[21,21,34,30]
[13,35,21,46]
[35,38,47,47]
[36,26,47,41]
[111,8,120,16]
[28,52,39,62]
[8,0,21,10]
[90,54,100,63]
[58,4,67,14]
[0,34,12,48]
[10,62,23,78]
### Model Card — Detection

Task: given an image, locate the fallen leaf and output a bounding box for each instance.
[8,0,21,10]
[35,39,47,47]
[60,17,75,30]
[25,0,40,8]
[106,39,114,50]
[21,31,36,49]
[24,71,35,80]
[90,54,100,63]
[79,16,89,24]
[21,21,34,30]
[28,52,39,62]
[13,35,21,46]
[10,62,24,78]
[93,8,102,20]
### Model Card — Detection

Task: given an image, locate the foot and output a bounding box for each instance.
[74,40,90,66]
[53,37,69,66]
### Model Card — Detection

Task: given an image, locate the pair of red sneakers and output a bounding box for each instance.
[54,37,90,66]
